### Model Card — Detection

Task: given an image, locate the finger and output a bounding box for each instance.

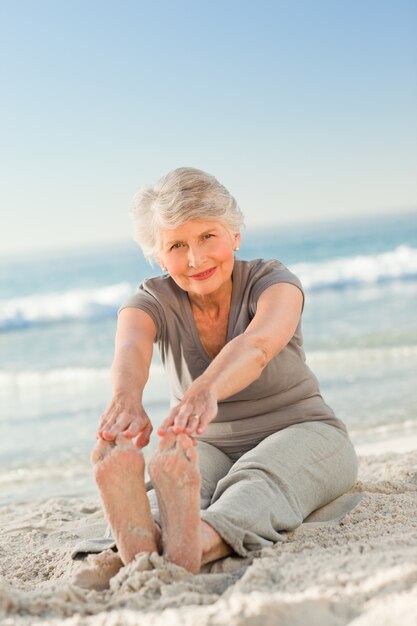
[195,413,214,435]
[97,410,118,435]
[173,405,196,433]
[135,421,153,448]
[97,419,111,438]
[157,427,183,448]
[121,418,142,438]
[184,414,201,435]
[98,417,118,439]
[103,413,133,438]
[100,430,117,441]
[128,417,151,440]
[157,412,177,435]
[97,411,109,430]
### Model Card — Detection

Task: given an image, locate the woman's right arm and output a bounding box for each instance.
[96,307,156,448]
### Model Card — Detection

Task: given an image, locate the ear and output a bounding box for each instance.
[234,232,241,250]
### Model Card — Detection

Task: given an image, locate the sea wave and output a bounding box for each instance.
[1,345,416,394]
[0,367,110,388]
[1,246,416,331]
[307,345,417,364]
[0,281,132,331]
[293,245,417,290]
[0,364,169,421]
[0,364,165,389]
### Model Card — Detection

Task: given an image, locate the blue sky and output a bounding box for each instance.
[1,0,416,253]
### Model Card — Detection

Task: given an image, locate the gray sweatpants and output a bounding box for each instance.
[148,421,358,557]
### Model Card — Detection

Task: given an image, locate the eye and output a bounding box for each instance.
[203,233,214,240]
[170,242,184,250]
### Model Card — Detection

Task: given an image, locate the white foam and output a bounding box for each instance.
[1,246,417,331]
[307,345,417,364]
[0,363,165,388]
[0,364,169,420]
[1,345,414,393]
[354,430,417,455]
[0,281,132,330]
[0,460,90,486]
[292,245,417,290]
[0,367,110,388]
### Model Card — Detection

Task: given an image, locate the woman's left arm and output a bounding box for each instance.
[158,282,303,436]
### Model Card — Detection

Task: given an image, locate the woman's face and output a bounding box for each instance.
[158,220,240,298]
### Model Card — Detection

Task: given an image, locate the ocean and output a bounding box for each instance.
[1,211,416,505]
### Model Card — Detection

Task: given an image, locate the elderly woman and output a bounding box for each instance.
[91,167,358,576]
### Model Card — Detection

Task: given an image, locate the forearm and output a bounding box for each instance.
[158,333,269,436]
[197,284,302,402]
[159,283,302,437]
[198,333,269,401]
[98,309,156,445]
[111,343,151,402]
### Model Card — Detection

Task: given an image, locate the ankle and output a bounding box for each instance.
[200,521,232,565]
[166,546,202,574]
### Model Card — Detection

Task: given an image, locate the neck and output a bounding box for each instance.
[188,277,232,315]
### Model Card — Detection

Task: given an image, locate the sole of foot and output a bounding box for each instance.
[93,436,159,565]
[149,432,202,573]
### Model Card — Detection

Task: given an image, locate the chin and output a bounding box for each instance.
[188,276,226,294]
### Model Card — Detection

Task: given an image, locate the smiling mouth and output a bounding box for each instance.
[190,267,217,280]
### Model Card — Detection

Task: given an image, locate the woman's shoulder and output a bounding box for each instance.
[235,257,298,283]
[120,273,181,312]
[141,273,178,297]
[235,257,303,306]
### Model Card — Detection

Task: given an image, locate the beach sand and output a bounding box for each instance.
[1,447,416,626]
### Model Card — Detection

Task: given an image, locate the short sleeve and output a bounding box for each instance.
[248,260,304,317]
[118,282,166,343]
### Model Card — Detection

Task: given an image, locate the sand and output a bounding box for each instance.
[1,448,416,626]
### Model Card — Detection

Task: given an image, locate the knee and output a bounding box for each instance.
[226,461,276,486]
[212,465,277,504]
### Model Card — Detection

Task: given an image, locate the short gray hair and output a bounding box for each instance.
[131,167,245,261]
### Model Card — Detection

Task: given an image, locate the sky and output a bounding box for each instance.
[1,0,416,254]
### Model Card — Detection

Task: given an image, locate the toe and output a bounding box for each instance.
[91,439,113,464]
[177,433,194,448]
[176,434,199,464]
[115,433,135,447]
[183,444,198,463]
[158,430,177,452]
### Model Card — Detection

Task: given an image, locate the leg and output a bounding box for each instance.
[147,436,234,569]
[149,432,202,573]
[92,436,161,566]
[200,422,358,557]
[198,440,235,510]
[201,520,232,565]
[198,441,235,564]
[146,438,234,521]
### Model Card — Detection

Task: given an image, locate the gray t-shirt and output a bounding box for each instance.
[120,258,347,454]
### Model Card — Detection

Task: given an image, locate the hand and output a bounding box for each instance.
[97,396,153,448]
[157,380,218,437]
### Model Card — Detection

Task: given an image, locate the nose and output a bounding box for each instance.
[188,244,205,269]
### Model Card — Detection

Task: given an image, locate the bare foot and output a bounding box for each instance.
[201,521,232,565]
[92,436,160,565]
[149,432,202,573]
[71,550,123,591]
